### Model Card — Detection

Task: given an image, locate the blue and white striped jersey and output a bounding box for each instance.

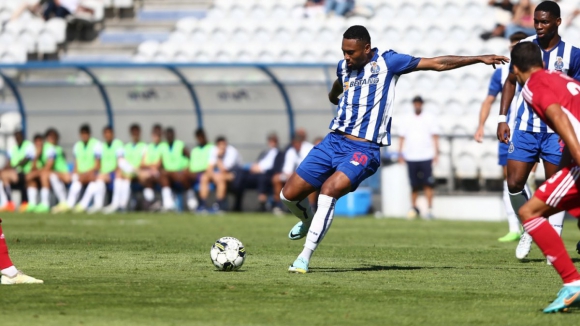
[330,48,420,146]
[489,64,519,130]
[515,35,580,133]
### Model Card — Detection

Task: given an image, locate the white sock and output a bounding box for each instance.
[503,181,520,233]
[565,280,580,286]
[299,195,337,261]
[186,189,198,210]
[92,180,106,209]
[119,179,131,209]
[1,265,18,278]
[108,178,123,209]
[144,188,154,202]
[280,191,314,224]
[0,181,7,206]
[548,211,565,237]
[78,182,97,209]
[162,187,174,209]
[27,187,38,206]
[40,188,50,206]
[49,174,67,204]
[67,181,82,207]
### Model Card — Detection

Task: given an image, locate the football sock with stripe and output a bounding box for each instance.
[508,184,531,218]
[280,191,314,224]
[503,181,520,233]
[524,217,580,284]
[300,195,337,261]
[548,211,565,237]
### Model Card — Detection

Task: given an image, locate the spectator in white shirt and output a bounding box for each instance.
[198,136,241,212]
[233,133,280,212]
[271,130,314,215]
[397,96,440,219]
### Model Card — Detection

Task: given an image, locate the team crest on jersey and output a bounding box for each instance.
[370,61,380,74]
[554,57,565,71]
[508,142,514,153]
[343,81,349,91]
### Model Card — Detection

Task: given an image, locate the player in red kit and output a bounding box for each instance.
[0,220,43,284]
[511,41,580,313]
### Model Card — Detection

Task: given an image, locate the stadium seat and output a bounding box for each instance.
[167,30,189,43]
[175,17,199,35]
[36,31,58,54]
[0,42,26,63]
[44,17,67,44]
[113,0,133,9]
[452,139,479,179]
[479,141,503,179]
[0,112,22,133]
[136,40,160,58]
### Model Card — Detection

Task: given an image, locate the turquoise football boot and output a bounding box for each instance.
[288,221,309,240]
[543,286,580,313]
[288,257,309,274]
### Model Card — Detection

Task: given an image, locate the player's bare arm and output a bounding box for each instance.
[414,55,509,71]
[328,78,342,105]
[497,73,517,144]
[475,95,496,142]
[545,103,580,165]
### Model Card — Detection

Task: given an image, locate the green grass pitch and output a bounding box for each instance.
[1,213,580,325]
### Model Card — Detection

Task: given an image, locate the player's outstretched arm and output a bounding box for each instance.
[475,95,496,142]
[414,55,509,72]
[328,78,343,105]
[497,73,517,144]
[545,103,580,165]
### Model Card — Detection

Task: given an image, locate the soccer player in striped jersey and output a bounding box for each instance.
[39,128,71,213]
[474,32,529,242]
[496,1,580,260]
[283,25,508,273]
[510,41,580,313]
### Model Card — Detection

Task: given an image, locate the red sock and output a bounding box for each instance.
[524,217,580,284]
[0,225,14,270]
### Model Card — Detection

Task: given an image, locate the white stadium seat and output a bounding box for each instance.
[45,17,67,43]
[36,31,57,53]
[136,40,160,58]
[175,17,199,35]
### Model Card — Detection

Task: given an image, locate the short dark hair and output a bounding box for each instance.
[343,25,371,44]
[80,124,91,134]
[152,124,162,131]
[165,127,175,134]
[103,125,113,133]
[130,123,140,132]
[215,136,227,143]
[511,42,544,72]
[535,0,560,18]
[509,31,528,43]
[45,127,57,138]
[33,133,43,141]
[195,128,206,138]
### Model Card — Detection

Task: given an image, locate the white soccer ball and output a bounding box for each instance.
[210,237,246,271]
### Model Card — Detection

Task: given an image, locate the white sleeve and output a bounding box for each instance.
[282,149,297,175]
[257,148,278,172]
[208,147,218,166]
[46,147,56,159]
[25,143,36,159]
[72,143,78,158]
[429,115,440,135]
[223,146,241,170]
[93,142,103,158]
[116,147,125,158]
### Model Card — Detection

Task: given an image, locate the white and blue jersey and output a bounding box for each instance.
[489,64,519,131]
[330,48,420,146]
[514,36,580,133]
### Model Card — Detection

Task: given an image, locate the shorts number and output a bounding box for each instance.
[567,82,580,96]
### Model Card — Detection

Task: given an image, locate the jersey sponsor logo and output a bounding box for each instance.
[349,77,379,88]
[554,57,565,72]
[370,61,380,74]
[351,152,368,166]
[508,142,515,154]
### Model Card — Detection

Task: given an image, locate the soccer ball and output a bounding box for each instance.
[210,237,246,271]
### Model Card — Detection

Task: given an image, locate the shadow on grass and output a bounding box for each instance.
[520,258,580,263]
[309,265,455,273]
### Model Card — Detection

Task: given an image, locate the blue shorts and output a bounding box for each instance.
[498,142,508,166]
[507,130,562,166]
[296,132,381,192]
[406,160,434,190]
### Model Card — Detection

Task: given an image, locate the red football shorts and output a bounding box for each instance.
[534,163,580,217]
